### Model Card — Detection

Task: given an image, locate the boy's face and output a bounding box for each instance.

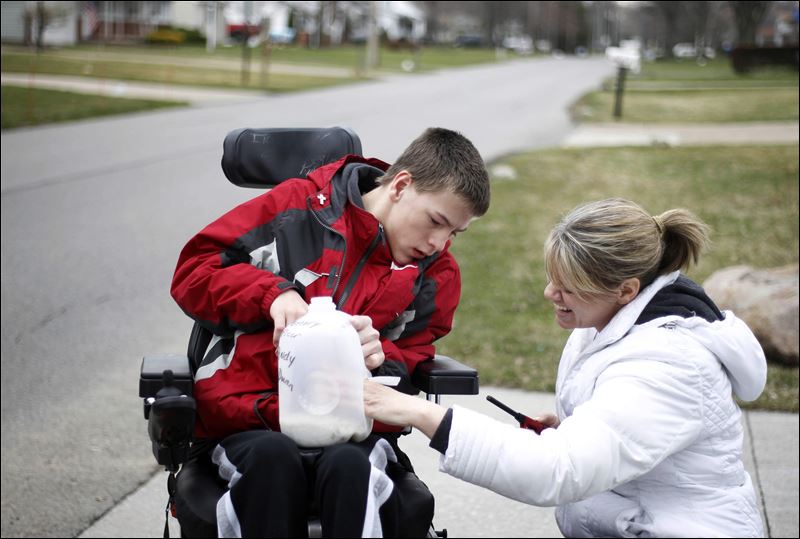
[383,173,475,265]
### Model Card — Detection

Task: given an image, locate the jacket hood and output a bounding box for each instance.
[306,154,389,190]
[596,272,767,402]
[632,273,767,402]
[675,312,767,401]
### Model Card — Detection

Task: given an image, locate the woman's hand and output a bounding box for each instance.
[533,412,560,429]
[269,290,308,347]
[364,379,414,426]
[350,315,385,370]
[364,380,447,439]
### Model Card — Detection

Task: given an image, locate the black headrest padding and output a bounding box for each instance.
[221,126,363,188]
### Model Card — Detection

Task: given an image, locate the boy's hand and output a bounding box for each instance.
[270,290,308,347]
[350,315,385,370]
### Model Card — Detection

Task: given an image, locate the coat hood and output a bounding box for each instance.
[594,272,767,402]
[675,311,767,401]
[632,272,767,402]
[305,154,389,190]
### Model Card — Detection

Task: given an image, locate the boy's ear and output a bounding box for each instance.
[389,170,413,201]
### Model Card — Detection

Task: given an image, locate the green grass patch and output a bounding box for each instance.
[572,57,799,123]
[437,145,799,412]
[635,57,799,83]
[0,52,359,93]
[572,87,799,123]
[1,85,185,129]
[229,44,510,72]
[0,44,516,93]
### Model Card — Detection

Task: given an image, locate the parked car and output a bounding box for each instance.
[455,35,484,48]
[672,43,697,58]
[270,27,296,44]
[502,35,533,54]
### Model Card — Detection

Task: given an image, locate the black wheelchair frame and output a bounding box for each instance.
[139,127,480,538]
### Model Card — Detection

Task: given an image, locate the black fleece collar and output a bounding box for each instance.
[635,275,724,325]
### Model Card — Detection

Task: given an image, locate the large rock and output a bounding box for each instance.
[703,264,799,366]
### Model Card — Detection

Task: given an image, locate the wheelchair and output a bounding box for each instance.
[139,127,480,538]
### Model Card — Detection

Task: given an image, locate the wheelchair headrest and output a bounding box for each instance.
[221,127,363,188]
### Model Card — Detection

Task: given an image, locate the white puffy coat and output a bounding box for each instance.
[439,271,767,537]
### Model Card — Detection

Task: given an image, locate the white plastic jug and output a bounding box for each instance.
[277,296,373,447]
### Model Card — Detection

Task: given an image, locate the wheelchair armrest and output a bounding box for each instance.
[411,355,479,396]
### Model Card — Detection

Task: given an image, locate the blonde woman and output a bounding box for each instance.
[365,198,767,537]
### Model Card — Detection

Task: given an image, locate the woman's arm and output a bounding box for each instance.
[365,356,705,508]
[363,379,447,438]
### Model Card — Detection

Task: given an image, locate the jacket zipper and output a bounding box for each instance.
[337,224,383,310]
[308,196,346,298]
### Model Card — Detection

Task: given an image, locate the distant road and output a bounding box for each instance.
[0,56,614,537]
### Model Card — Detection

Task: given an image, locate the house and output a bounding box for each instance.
[1,1,428,48]
[0,1,224,47]
[377,1,425,44]
[222,1,426,47]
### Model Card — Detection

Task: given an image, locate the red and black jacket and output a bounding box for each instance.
[171,155,461,439]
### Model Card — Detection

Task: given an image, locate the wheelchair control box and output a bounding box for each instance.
[140,354,194,400]
[140,354,196,472]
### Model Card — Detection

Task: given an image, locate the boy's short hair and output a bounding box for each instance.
[379,127,491,216]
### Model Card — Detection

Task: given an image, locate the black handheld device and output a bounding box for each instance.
[486,395,548,434]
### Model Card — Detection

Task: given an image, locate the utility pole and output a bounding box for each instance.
[613,65,627,119]
[241,1,253,86]
[365,1,380,71]
[261,17,271,90]
[206,1,217,53]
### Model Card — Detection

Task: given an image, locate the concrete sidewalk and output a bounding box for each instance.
[80,386,798,538]
[563,120,799,147]
[1,72,268,106]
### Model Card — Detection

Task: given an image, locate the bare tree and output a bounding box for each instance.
[26,1,68,51]
[706,1,737,49]
[481,1,517,46]
[685,0,712,49]
[727,1,772,45]
[651,1,692,56]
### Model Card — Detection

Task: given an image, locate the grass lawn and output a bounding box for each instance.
[437,144,799,413]
[0,52,361,93]
[573,87,799,123]
[633,57,799,82]
[0,43,518,92]
[572,57,799,123]
[1,85,186,129]
[234,43,514,72]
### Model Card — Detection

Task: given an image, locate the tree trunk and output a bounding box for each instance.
[728,0,772,45]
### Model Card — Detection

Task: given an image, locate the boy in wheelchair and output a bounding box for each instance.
[168,127,491,537]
